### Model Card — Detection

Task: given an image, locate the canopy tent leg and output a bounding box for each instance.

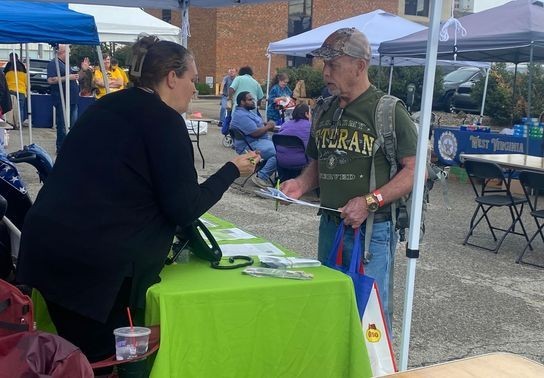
[10,47,24,149]
[388,59,394,95]
[181,0,190,47]
[527,42,534,117]
[479,67,490,124]
[25,44,32,144]
[265,53,272,116]
[53,47,68,134]
[96,46,109,95]
[65,44,71,133]
[400,0,444,371]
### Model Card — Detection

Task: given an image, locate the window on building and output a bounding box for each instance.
[162,9,172,23]
[287,0,312,67]
[404,0,430,17]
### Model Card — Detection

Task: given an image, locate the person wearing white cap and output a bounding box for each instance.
[281,27,418,332]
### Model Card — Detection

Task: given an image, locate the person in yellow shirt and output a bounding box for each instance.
[111,57,129,89]
[3,53,28,126]
[93,54,124,99]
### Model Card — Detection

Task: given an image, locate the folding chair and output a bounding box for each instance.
[517,171,544,267]
[272,134,308,182]
[463,160,530,253]
[229,128,273,187]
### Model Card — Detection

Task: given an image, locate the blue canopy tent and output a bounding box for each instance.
[0,1,99,45]
[0,1,99,146]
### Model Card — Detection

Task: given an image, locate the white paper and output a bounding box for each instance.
[259,256,321,268]
[255,188,341,213]
[210,228,256,241]
[219,242,285,257]
[199,218,217,228]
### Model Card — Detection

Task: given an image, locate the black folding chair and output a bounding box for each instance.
[272,134,308,182]
[463,160,530,254]
[517,171,544,267]
[229,128,274,187]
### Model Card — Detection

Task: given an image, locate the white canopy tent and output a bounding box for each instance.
[68,4,182,43]
[266,9,489,114]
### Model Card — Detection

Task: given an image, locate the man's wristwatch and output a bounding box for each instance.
[364,191,384,213]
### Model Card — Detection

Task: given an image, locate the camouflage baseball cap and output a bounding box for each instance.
[310,27,371,61]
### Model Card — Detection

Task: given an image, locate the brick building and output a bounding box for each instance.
[146,0,453,92]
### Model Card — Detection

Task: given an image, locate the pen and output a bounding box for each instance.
[275,179,280,211]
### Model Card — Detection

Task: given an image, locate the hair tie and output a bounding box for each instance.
[130,47,148,78]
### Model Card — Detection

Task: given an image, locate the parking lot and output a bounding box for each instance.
[9,97,544,369]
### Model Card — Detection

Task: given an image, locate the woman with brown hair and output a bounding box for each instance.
[16,35,259,374]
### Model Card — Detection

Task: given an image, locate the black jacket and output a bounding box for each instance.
[16,88,239,322]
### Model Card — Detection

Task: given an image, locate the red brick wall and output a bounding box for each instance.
[312,0,397,26]
[147,0,400,89]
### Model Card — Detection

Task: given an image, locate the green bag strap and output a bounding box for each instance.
[365,95,400,256]
[311,95,337,136]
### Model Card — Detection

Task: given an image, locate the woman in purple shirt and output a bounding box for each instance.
[275,103,311,179]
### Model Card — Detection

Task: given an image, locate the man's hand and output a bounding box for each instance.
[265,120,276,131]
[226,99,233,111]
[280,179,304,201]
[81,57,90,71]
[339,196,368,229]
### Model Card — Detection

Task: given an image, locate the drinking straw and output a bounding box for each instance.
[126,307,134,330]
[275,179,280,211]
[126,306,137,357]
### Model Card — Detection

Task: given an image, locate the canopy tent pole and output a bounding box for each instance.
[479,67,490,124]
[53,48,68,133]
[526,43,534,155]
[25,44,32,144]
[265,52,272,116]
[96,46,109,94]
[10,48,24,149]
[387,58,394,95]
[400,0,443,370]
[181,0,190,47]
[527,42,534,117]
[65,45,71,133]
[377,55,382,90]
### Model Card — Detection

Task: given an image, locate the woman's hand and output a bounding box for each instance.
[230,151,261,177]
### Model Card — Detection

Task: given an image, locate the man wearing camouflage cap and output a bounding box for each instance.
[281,28,418,331]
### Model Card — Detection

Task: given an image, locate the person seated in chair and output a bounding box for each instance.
[276,103,311,176]
[230,91,277,188]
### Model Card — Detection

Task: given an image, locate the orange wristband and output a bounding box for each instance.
[372,190,384,207]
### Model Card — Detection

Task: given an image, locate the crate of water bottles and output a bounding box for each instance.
[517,117,544,139]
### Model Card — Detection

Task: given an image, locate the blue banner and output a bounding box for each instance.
[434,127,543,165]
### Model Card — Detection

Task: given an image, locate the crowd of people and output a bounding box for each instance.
[0,47,131,153]
[7,26,418,376]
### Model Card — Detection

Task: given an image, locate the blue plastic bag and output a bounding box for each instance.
[325,221,373,318]
[325,220,396,375]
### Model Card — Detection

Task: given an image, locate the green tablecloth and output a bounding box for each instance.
[146,214,371,378]
[32,213,371,377]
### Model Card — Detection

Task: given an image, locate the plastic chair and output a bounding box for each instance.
[272,134,308,182]
[463,160,530,253]
[517,171,544,267]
